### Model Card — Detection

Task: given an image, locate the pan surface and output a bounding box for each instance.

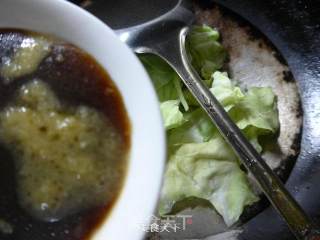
[76,0,320,239]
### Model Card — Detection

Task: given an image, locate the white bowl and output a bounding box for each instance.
[0,0,166,239]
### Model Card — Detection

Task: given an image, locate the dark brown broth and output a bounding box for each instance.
[0,29,130,240]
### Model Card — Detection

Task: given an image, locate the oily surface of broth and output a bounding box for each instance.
[0,29,130,240]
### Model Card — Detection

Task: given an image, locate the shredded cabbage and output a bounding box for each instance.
[139,25,279,226]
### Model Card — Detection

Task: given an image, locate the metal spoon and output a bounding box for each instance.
[115,0,320,239]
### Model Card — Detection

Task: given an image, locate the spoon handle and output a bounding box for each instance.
[179,26,320,240]
[178,26,320,240]
[140,26,319,239]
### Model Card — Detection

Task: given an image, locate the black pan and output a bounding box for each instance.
[207,1,320,240]
[72,0,320,239]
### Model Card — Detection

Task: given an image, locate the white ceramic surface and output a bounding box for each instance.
[0,0,166,239]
